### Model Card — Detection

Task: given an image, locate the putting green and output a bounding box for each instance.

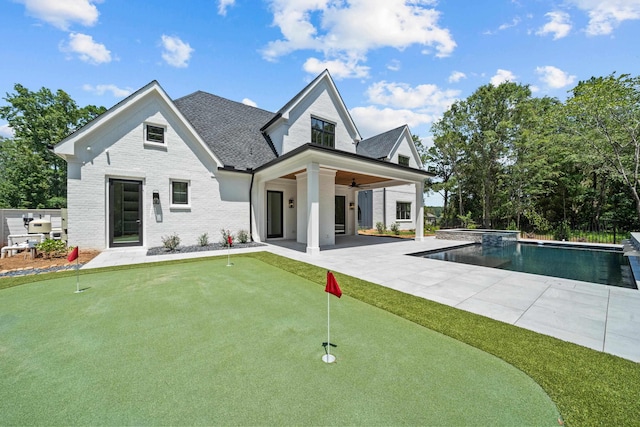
[0,257,558,425]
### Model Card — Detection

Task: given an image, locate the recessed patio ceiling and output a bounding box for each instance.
[280,169,394,187]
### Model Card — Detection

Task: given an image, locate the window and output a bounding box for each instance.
[146,124,165,144]
[396,202,411,220]
[398,155,410,166]
[171,180,189,206]
[311,117,335,148]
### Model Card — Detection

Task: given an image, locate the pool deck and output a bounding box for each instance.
[83,235,640,363]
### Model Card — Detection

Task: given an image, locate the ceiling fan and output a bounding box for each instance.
[350,178,367,188]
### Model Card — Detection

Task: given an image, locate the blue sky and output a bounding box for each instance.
[1,0,639,203]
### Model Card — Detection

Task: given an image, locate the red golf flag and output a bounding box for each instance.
[67,246,79,262]
[325,271,342,298]
[227,235,232,246]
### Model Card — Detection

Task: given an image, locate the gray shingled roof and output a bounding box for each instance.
[356,125,406,159]
[174,91,278,170]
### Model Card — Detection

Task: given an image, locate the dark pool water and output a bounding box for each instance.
[415,243,635,289]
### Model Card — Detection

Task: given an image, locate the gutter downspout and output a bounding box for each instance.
[249,170,255,242]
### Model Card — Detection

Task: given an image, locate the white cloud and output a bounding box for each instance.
[387,59,401,72]
[242,98,258,107]
[17,0,100,30]
[535,65,576,88]
[61,32,111,64]
[366,81,459,112]
[160,35,194,68]
[218,0,235,16]
[567,0,640,35]
[537,11,572,39]
[262,0,455,77]
[498,17,521,31]
[0,123,15,139]
[353,80,460,137]
[448,71,466,83]
[490,69,517,86]
[303,56,370,79]
[351,106,436,139]
[82,84,132,98]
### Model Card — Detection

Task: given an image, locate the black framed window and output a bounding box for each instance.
[396,202,411,220]
[146,125,165,144]
[398,155,410,166]
[311,117,335,148]
[171,180,189,205]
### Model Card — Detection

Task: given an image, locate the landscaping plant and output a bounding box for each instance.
[197,232,209,247]
[220,229,233,247]
[161,233,181,251]
[237,229,249,244]
[35,238,67,259]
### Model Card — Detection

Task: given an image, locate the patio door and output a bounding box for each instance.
[109,179,143,247]
[335,195,346,234]
[267,190,283,238]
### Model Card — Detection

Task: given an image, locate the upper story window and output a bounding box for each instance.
[398,155,410,166]
[311,117,335,148]
[146,124,165,144]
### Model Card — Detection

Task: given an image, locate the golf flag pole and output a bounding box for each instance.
[226,233,232,267]
[323,271,342,363]
[67,246,82,293]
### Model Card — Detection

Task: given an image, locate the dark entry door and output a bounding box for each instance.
[267,190,283,238]
[335,195,346,234]
[109,179,143,247]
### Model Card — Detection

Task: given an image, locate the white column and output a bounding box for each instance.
[415,181,424,241]
[306,162,320,255]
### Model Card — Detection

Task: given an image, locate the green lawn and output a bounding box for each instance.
[0,256,558,425]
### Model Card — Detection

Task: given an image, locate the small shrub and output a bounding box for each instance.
[36,238,67,259]
[237,229,249,244]
[161,233,181,251]
[554,220,571,241]
[221,229,234,247]
[375,222,385,233]
[197,232,209,246]
[390,222,400,235]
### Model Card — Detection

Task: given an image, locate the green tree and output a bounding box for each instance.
[0,84,105,208]
[565,74,640,222]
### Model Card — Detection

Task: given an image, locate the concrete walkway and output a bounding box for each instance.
[84,235,640,363]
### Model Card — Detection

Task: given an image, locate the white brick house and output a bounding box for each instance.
[54,71,432,254]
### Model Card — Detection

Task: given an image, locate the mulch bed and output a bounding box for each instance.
[147,242,266,256]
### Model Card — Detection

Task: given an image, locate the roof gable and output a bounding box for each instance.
[263,70,362,142]
[54,81,222,166]
[357,125,423,168]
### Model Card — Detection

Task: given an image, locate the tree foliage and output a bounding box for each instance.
[427,73,640,233]
[0,84,105,208]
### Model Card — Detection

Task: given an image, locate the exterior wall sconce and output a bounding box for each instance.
[349,202,355,210]
[289,198,294,208]
[153,191,160,205]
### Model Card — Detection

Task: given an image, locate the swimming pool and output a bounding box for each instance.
[414,242,635,289]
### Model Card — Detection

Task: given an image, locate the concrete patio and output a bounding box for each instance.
[83,235,640,363]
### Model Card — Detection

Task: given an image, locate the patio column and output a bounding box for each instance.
[415,181,424,241]
[306,162,320,255]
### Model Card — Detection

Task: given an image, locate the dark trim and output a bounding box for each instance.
[260,113,282,132]
[249,172,255,242]
[253,143,434,177]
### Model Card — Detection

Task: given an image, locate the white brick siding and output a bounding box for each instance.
[66,95,251,250]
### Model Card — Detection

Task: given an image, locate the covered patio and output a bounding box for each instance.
[251,143,431,254]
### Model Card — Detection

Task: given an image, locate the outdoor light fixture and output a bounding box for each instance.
[349,202,355,210]
[153,191,160,205]
[289,198,294,208]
